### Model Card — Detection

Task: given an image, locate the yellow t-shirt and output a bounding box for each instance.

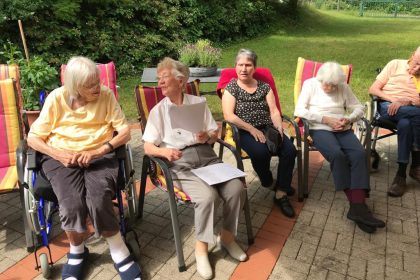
[28,86,128,152]
[376,59,420,102]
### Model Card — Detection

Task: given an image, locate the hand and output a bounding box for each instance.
[74,150,98,168]
[387,101,408,116]
[322,116,343,130]
[195,131,210,144]
[334,118,350,131]
[250,127,266,143]
[53,150,78,167]
[163,148,182,162]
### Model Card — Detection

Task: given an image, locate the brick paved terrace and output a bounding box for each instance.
[0,124,419,280]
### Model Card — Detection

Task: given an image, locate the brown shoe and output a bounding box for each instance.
[388,175,406,197]
[409,166,420,183]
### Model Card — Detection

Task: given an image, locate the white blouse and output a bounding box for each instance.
[294,78,364,131]
[142,94,218,149]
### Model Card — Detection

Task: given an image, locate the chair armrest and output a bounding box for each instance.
[147,155,176,192]
[16,140,28,188]
[221,120,243,155]
[282,114,302,143]
[216,138,244,171]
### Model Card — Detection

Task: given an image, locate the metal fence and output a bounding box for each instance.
[312,0,420,17]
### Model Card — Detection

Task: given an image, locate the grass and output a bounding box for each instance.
[118,7,420,122]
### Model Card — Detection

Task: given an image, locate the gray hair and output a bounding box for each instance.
[64,56,100,98]
[316,61,346,85]
[235,49,257,67]
[157,57,189,84]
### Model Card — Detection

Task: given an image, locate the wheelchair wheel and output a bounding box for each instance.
[39,253,51,278]
[24,169,41,234]
[125,145,139,220]
[354,119,368,148]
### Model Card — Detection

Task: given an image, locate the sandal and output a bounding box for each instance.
[62,247,89,280]
[114,255,142,280]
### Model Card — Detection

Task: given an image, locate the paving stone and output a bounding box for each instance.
[281,238,301,259]
[297,209,314,226]
[386,232,419,255]
[313,247,349,275]
[402,251,420,273]
[319,230,337,250]
[385,266,418,280]
[347,256,367,280]
[308,265,328,280]
[326,270,345,280]
[276,255,311,275]
[401,220,418,238]
[385,248,403,270]
[270,265,308,279]
[310,212,328,229]
[297,242,317,264]
[334,233,352,254]
[366,258,385,280]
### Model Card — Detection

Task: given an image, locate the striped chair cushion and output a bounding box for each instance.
[134,79,200,202]
[0,79,23,192]
[293,57,352,105]
[291,57,353,140]
[61,61,119,99]
[0,64,23,110]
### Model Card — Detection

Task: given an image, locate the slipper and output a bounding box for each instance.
[62,247,89,280]
[114,255,142,280]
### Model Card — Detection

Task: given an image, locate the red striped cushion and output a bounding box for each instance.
[0,79,23,192]
[0,64,23,110]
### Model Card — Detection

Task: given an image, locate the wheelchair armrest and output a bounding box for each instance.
[16,140,28,187]
[114,144,126,159]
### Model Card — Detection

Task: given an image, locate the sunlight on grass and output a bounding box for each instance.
[119,8,420,121]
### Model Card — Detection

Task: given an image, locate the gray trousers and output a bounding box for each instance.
[309,129,369,191]
[169,144,245,244]
[41,153,120,236]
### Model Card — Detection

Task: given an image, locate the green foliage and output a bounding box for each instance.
[18,56,58,110]
[0,0,288,75]
[179,39,222,67]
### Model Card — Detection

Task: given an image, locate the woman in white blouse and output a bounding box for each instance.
[295,62,385,234]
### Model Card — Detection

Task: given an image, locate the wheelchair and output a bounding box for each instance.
[16,140,139,278]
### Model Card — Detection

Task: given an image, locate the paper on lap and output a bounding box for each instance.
[191,163,246,185]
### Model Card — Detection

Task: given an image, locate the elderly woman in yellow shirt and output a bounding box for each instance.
[27,56,141,280]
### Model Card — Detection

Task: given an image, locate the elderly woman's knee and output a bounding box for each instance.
[328,149,346,162]
[397,118,411,131]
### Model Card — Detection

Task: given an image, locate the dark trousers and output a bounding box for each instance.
[378,101,420,163]
[238,128,296,192]
[309,129,369,191]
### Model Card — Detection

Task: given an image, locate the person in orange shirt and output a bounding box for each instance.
[369,47,420,197]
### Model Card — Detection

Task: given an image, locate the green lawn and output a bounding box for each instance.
[118,8,420,122]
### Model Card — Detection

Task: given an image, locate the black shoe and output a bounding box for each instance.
[356,221,377,234]
[273,196,295,217]
[347,203,385,228]
[275,187,295,196]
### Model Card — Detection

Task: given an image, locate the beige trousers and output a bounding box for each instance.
[169,144,245,243]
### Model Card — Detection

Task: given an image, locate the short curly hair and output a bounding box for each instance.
[316,62,346,85]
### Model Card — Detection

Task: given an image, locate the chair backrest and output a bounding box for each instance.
[60,61,119,99]
[134,79,200,132]
[216,68,282,115]
[0,64,23,110]
[293,57,352,105]
[0,79,23,193]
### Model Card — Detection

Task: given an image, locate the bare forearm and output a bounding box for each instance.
[144,142,165,158]
[27,136,56,157]
[224,114,255,132]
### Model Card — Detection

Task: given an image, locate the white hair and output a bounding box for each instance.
[157,57,189,84]
[235,49,258,67]
[64,56,100,97]
[316,61,346,85]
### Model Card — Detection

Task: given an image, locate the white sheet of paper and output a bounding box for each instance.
[169,102,206,133]
[191,163,246,185]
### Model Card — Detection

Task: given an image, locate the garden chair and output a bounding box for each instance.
[134,80,254,272]
[216,68,304,200]
[292,57,371,198]
[365,68,397,170]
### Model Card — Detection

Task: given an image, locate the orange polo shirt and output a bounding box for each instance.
[376,59,420,102]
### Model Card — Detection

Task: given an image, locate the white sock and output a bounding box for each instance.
[68,242,85,265]
[106,233,133,272]
[275,190,286,199]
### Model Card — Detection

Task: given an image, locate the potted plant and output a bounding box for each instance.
[179,39,221,77]
[19,56,58,125]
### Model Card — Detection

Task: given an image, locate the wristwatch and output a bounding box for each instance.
[104,141,114,151]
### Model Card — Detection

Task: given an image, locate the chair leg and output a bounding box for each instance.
[242,189,254,245]
[296,145,304,202]
[301,141,309,201]
[138,157,149,219]
[166,190,186,272]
